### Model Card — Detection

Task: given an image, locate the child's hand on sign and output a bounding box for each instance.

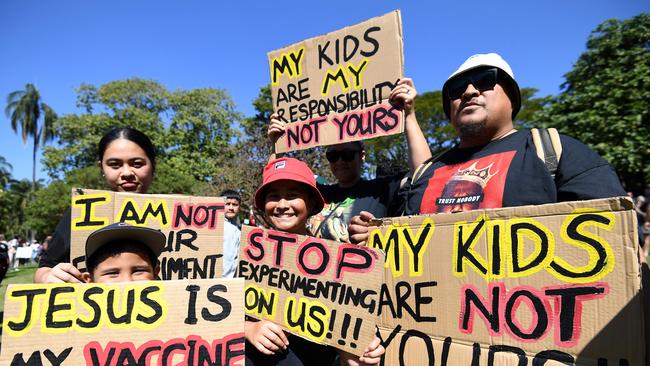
[245,319,290,355]
[268,113,287,145]
[348,211,376,246]
[339,335,385,366]
[389,78,417,117]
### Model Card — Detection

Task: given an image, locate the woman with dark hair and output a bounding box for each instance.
[34,127,157,283]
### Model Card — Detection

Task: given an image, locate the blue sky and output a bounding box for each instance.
[1,0,647,182]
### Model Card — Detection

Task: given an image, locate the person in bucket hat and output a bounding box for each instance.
[246,157,384,366]
[254,157,325,222]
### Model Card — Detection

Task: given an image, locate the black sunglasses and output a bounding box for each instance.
[447,68,499,100]
[326,150,359,163]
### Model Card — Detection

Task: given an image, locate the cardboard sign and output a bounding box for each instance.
[238,225,385,356]
[268,10,404,153]
[0,278,245,365]
[368,197,645,365]
[70,189,225,280]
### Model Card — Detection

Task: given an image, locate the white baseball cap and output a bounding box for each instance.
[442,53,521,119]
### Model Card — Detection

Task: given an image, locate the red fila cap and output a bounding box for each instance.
[254,157,325,214]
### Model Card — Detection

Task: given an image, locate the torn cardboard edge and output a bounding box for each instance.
[266,10,402,64]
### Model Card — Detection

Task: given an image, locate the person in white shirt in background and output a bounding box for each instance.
[221,189,241,278]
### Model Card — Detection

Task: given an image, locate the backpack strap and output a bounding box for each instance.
[531,128,562,178]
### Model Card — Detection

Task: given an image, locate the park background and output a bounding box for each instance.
[0,1,648,244]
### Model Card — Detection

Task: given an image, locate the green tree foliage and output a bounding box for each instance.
[5,83,57,191]
[514,87,553,129]
[0,179,40,238]
[166,88,241,181]
[43,78,240,190]
[533,14,650,191]
[0,156,15,236]
[43,79,168,177]
[0,156,12,190]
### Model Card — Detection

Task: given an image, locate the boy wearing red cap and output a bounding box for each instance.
[246,157,384,366]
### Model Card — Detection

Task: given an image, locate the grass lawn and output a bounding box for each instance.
[0,263,38,325]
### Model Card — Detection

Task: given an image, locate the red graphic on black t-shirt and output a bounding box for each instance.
[420,151,516,214]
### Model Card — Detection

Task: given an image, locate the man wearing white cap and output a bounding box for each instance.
[349,53,625,241]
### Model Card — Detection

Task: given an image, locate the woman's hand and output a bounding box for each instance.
[34,263,84,283]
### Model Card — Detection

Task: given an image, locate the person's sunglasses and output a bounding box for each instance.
[326,150,359,163]
[447,68,499,100]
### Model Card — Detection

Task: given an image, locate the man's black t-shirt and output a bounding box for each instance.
[404,130,625,214]
[38,207,71,268]
[311,176,403,242]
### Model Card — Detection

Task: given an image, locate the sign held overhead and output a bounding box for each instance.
[268,10,404,153]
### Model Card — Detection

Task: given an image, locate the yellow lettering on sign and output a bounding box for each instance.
[369,219,434,278]
[244,284,278,321]
[71,192,111,231]
[549,209,615,283]
[346,59,369,89]
[284,296,329,343]
[451,210,616,284]
[4,283,167,337]
[504,217,556,279]
[117,198,170,227]
[485,219,506,281]
[453,214,491,281]
[320,59,369,96]
[270,47,305,85]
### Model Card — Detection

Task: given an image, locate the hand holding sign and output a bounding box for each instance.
[268,11,404,153]
[267,113,287,147]
[37,262,84,283]
[388,78,416,116]
[245,319,290,355]
[340,335,385,366]
[348,211,376,246]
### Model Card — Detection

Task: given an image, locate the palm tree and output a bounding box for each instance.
[5,83,57,192]
[0,155,12,190]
